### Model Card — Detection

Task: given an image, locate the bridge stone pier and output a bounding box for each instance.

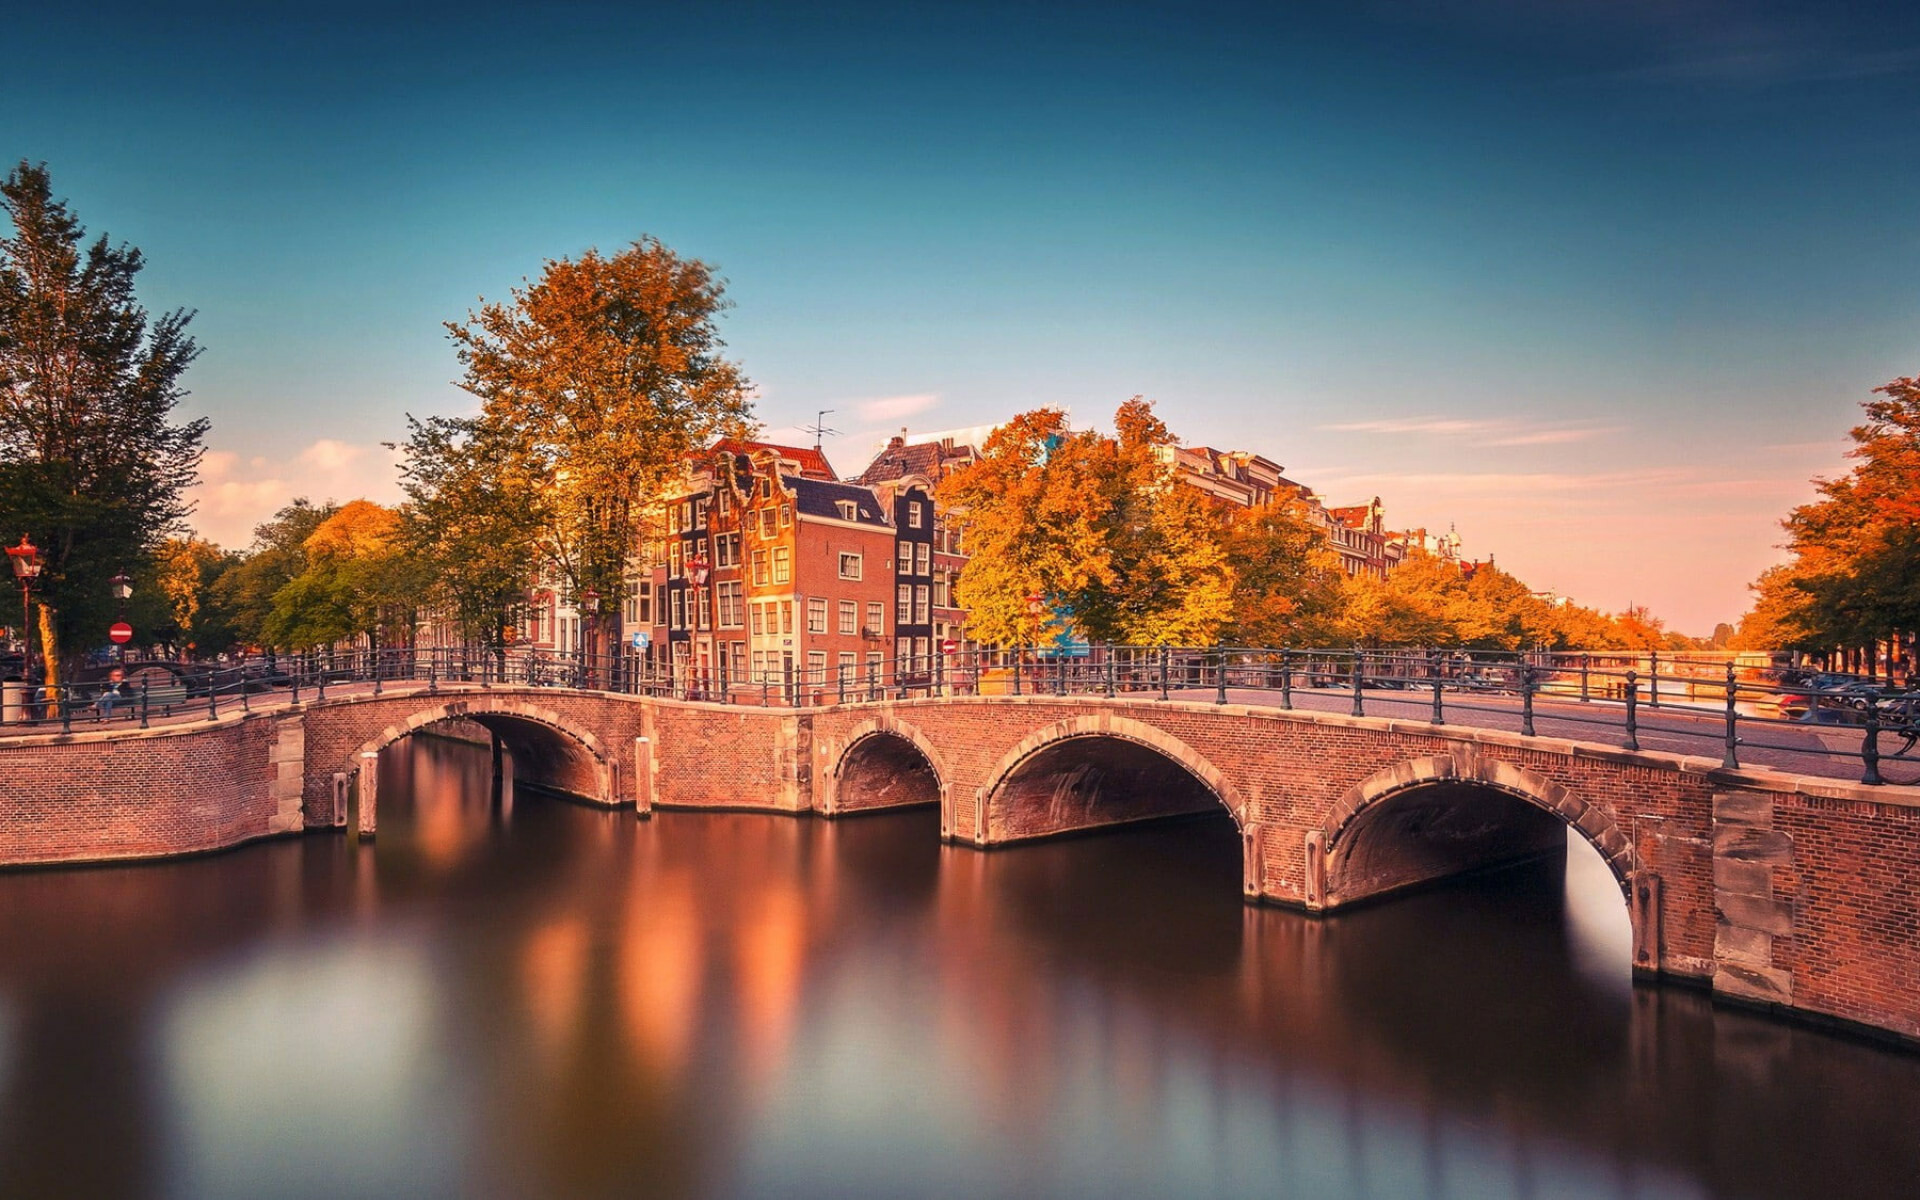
[2,687,1917,1045]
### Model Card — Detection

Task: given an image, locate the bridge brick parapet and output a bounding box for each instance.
[2,688,1917,1044]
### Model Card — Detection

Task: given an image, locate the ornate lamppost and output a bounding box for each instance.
[110,571,133,662]
[6,535,42,681]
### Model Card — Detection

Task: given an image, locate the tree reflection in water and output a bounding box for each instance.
[0,734,1914,1199]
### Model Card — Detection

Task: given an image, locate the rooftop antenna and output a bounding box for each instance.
[804,408,839,452]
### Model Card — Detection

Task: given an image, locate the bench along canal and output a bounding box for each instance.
[2,733,1918,1199]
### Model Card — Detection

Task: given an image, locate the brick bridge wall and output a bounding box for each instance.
[2,688,1916,1043]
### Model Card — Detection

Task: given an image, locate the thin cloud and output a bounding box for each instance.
[1486,426,1625,446]
[1320,416,1622,445]
[1322,418,1496,435]
[186,438,403,550]
[856,393,940,422]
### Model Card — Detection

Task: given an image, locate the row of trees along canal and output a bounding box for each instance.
[8,160,1914,674]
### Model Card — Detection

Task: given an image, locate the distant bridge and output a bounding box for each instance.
[3,681,1917,1046]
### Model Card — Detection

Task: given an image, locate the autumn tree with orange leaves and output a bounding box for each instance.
[939,398,1233,647]
[1736,376,1920,675]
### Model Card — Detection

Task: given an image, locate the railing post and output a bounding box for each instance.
[1722,662,1740,769]
[1105,644,1116,698]
[1158,645,1170,701]
[935,647,944,697]
[1280,649,1293,710]
[428,662,437,694]
[207,677,218,722]
[60,688,71,734]
[139,679,150,729]
[373,654,382,696]
[241,671,251,713]
[1862,695,1884,786]
[1520,661,1535,737]
[1623,669,1639,751]
[1580,653,1591,703]
[1431,670,1444,725]
[290,664,300,706]
[1647,650,1659,709]
[838,663,847,705]
[1012,650,1022,696]
[761,673,770,706]
[1350,646,1364,718]
[1216,646,1228,705]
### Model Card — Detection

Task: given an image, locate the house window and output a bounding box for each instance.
[838,600,857,635]
[836,500,858,521]
[838,651,857,681]
[780,505,793,527]
[751,549,768,586]
[914,585,930,624]
[808,651,827,682]
[932,572,949,608]
[780,601,794,635]
[897,584,911,624]
[670,589,686,630]
[694,498,709,529]
[807,597,827,633]
[838,552,862,580]
[718,582,743,628]
[772,546,792,584]
[896,636,910,666]
[669,541,683,578]
[716,533,740,567]
[751,603,765,636]
[907,500,924,529]
[916,543,930,575]
[626,580,653,625]
[697,589,712,630]
[867,602,884,634]
[867,651,884,680]
[915,636,929,666]
[760,510,776,536]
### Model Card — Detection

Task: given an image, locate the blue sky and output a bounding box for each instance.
[6,1,1918,631]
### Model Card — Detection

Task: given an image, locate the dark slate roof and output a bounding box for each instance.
[784,476,890,527]
[853,438,977,485]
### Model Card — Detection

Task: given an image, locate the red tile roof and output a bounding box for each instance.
[711,438,838,480]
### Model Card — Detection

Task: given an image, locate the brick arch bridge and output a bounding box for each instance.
[3,686,1917,1043]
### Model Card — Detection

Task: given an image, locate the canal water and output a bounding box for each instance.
[1,735,1917,1200]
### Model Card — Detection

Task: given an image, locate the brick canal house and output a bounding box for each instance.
[645,440,896,701]
[854,433,980,664]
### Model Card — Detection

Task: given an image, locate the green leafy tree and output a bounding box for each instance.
[263,500,421,651]
[0,161,206,682]
[213,499,337,651]
[397,414,542,653]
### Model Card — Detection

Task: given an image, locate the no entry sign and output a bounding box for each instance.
[109,621,133,644]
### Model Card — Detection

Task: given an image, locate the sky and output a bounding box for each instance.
[5,0,1918,633]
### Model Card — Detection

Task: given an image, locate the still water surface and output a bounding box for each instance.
[1,735,1918,1199]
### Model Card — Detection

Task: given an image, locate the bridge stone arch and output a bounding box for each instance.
[1307,749,1632,912]
[972,713,1248,846]
[343,697,617,835]
[818,716,949,818]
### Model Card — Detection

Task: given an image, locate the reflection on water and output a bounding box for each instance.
[0,734,1915,1199]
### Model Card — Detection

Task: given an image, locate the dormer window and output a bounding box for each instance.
[836,500,858,520]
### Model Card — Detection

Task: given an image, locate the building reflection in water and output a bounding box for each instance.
[0,732,1916,1199]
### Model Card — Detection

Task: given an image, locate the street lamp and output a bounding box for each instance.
[6,535,42,679]
[110,571,133,661]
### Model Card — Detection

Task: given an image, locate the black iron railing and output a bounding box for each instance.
[2,644,1914,785]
